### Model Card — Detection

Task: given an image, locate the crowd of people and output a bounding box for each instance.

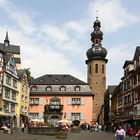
[114,125,140,140]
[1,120,140,140]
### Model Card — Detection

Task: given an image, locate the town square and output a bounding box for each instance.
[0,0,140,140]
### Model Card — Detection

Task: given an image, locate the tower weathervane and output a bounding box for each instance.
[96,10,98,20]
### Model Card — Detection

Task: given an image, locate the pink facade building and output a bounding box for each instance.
[29,74,94,125]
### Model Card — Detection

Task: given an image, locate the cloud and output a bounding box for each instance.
[106,43,135,85]
[88,0,139,32]
[0,0,36,33]
[64,20,88,35]
[41,24,69,45]
[107,44,134,62]
[0,0,139,85]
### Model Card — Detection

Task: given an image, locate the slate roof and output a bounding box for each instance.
[30,92,94,96]
[123,60,133,68]
[133,46,140,60]
[30,74,88,85]
[0,43,20,54]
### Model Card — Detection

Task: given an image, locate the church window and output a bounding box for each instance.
[102,64,104,74]
[95,64,98,73]
[89,65,91,74]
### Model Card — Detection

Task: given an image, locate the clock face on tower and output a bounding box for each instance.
[5,43,8,46]
[92,47,101,51]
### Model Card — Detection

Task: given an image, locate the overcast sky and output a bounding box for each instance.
[0,0,139,86]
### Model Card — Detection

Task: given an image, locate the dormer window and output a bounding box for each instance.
[70,79,75,83]
[75,86,80,91]
[60,86,66,91]
[31,86,37,91]
[46,86,52,91]
[39,79,44,82]
[54,79,59,83]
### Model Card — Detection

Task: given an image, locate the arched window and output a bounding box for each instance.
[31,86,37,91]
[89,65,91,74]
[60,86,66,91]
[102,64,104,74]
[75,86,80,91]
[95,64,98,73]
[46,86,52,91]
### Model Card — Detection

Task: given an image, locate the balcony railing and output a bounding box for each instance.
[44,104,63,111]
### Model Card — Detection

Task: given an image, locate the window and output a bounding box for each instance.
[70,79,75,83]
[50,98,60,105]
[13,79,17,88]
[30,98,39,105]
[21,95,24,102]
[11,103,15,113]
[118,108,123,116]
[118,96,122,105]
[95,39,99,44]
[3,101,9,112]
[54,79,59,83]
[72,98,81,105]
[60,86,66,91]
[25,96,28,103]
[102,64,104,74]
[89,65,91,74]
[95,64,98,73]
[134,107,138,115]
[22,85,25,92]
[6,75,11,85]
[24,107,27,113]
[75,86,80,91]
[71,113,81,120]
[25,87,28,94]
[9,64,15,72]
[29,113,39,119]
[46,86,52,91]
[31,86,37,91]
[12,91,16,100]
[21,106,25,113]
[5,88,10,98]
[0,56,3,66]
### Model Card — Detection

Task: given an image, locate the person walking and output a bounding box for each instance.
[136,129,140,140]
[115,125,126,140]
[128,127,134,140]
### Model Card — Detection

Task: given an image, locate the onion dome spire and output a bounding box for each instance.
[86,17,107,63]
[91,16,103,45]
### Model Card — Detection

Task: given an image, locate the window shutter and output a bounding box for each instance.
[39,99,44,105]
[39,113,44,119]
[81,113,85,120]
[67,113,71,120]
[81,98,85,105]
[67,98,71,105]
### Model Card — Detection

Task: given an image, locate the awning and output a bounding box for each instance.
[0,111,13,117]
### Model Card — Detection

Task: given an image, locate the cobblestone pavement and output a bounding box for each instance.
[0,130,138,140]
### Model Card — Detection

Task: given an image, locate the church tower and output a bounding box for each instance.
[86,17,108,122]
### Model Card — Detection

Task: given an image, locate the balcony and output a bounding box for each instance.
[44,104,63,112]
